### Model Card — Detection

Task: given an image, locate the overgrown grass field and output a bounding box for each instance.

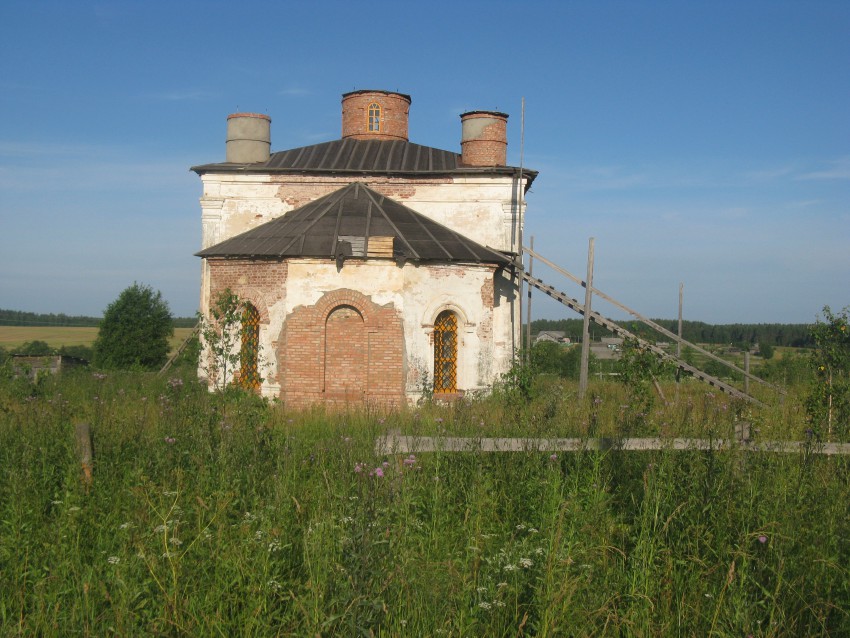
[1,370,848,636]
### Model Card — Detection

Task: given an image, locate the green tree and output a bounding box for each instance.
[759,342,774,360]
[199,288,263,392]
[93,283,174,369]
[806,306,850,440]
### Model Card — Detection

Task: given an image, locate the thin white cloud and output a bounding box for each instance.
[796,157,850,181]
[743,165,796,181]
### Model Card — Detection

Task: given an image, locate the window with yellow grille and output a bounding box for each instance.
[368,102,381,132]
[433,311,457,393]
[240,303,261,391]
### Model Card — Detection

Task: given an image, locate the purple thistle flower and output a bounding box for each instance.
[164,437,176,444]
[549,453,558,461]
[374,467,384,478]
[758,534,768,544]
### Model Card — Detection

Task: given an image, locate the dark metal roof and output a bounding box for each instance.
[196,182,512,266]
[191,138,537,185]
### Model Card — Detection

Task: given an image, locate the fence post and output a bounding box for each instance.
[579,237,595,399]
[75,422,93,488]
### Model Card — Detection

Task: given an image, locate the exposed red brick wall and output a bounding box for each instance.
[207,259,288,323]
[341,90,411,141]
[279,288,405,409]
[324,306,367,400]
[460,111,508,167]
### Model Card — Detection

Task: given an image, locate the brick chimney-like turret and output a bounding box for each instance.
[460,110,508,167]
[342,90,411,141]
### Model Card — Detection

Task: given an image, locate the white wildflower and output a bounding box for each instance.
[107,556,120,565]
[267,579,282,592]
[267,540,282,553]
[503,564,518,572]
[519,557,533,568]
[119,522,133,530]
[168,537,183,546]
[478,601,492,610]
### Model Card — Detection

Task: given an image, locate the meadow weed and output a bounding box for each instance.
[1,369,847,635]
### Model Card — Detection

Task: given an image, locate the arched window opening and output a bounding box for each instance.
[240,302,261,391]
[368,102,381,132]
[433,311,458,394]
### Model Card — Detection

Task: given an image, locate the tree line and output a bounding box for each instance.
[0,308,197,328]
[530,318,815,348]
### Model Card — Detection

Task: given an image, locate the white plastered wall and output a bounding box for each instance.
[245,259,512,402]
[197,172,526,400]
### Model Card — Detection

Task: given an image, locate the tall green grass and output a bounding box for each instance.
[1,370,847,636]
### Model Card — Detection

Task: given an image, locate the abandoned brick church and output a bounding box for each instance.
[193,90,536,406]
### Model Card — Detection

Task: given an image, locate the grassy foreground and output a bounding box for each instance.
[1,370,848,636]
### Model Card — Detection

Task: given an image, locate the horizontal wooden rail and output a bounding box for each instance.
[376,432,850,456]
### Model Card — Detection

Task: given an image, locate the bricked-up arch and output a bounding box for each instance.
[278,288,405,408]
[324,306,366,400]
[239,302,261,391]
[433,310,458,394]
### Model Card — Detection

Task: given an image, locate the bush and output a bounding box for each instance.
[530,341,581,379]
[14,340,53,355]
[93,283,174,370]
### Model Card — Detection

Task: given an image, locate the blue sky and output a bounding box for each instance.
[1,0,847,324]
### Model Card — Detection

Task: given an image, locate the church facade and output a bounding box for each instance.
[193,90,535,406]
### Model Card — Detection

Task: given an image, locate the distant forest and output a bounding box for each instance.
[530,318,815,348]
[1,308,814,348]
[0,309,198,328]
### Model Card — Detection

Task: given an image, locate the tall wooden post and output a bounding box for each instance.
[676,282,683,383]
[579,237,595,398]
[525,236,534,362]
[744,351,750,396]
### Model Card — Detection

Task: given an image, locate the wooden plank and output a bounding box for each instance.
[376,432,850,456]
[366,236,394,258]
